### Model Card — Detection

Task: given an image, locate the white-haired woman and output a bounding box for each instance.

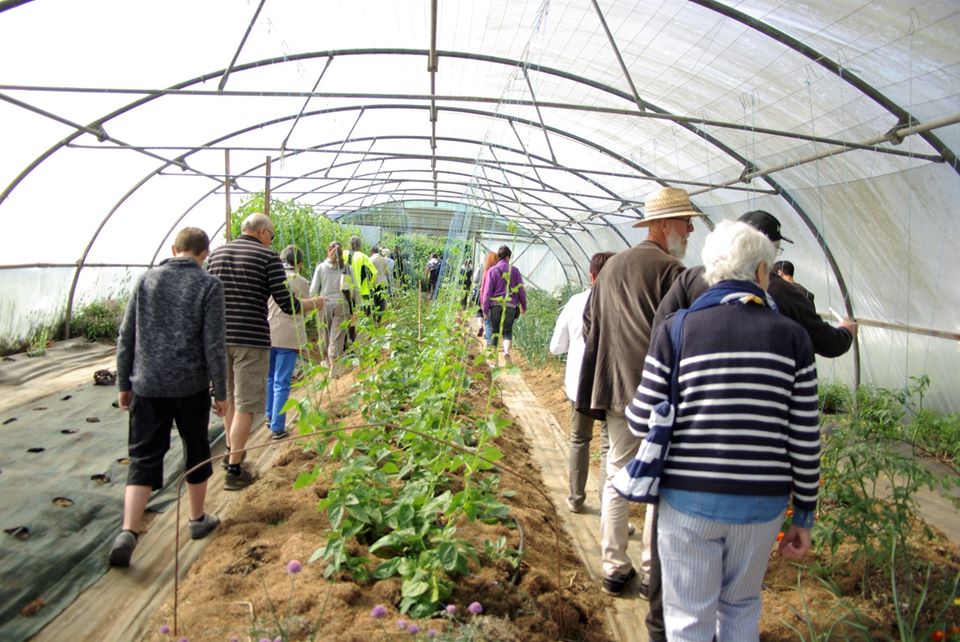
[625,220,819,641]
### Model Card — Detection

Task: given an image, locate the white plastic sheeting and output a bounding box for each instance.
[0,0,958,409]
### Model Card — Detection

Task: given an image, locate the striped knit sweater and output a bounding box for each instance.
[626,301,820,513]
[207,235,300,348]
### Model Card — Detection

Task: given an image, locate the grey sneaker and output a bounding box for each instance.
[108,530,138,567]
[565,497,584,513]
[224,467,257,491]
[188,513,220,540]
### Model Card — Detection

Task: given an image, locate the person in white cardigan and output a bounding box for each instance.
[309,241,351,373]
[549,252,614,513]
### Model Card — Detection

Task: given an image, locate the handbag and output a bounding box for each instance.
[612,308,687,503]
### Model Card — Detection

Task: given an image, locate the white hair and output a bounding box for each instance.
[240,212,271,233]
[702,220,776,286]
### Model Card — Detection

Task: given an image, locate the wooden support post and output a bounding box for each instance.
[224,150,232,241]
[264,156,272,217]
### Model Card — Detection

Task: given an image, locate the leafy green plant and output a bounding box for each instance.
[25,327,48,357]
[294,291,520,619]
[72,298,127,341]
[818,379,851,414]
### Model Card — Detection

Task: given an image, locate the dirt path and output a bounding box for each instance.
[496,364,649,642]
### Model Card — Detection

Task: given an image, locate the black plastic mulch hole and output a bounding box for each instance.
[52,497,74,508]
[3,418,16,425]
[4,526,29,540]
[90,473,111,484]
[60,429,78,435]
[85,417,100,423]
[116,457,130,465]
[33,406,48,411]
[27,447,45,453]
[61,395,72,401]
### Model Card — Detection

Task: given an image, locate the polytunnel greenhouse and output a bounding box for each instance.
[0,0,958,640]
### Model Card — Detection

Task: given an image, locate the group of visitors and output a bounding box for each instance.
[550,186,856,641]
[109,215,396,567]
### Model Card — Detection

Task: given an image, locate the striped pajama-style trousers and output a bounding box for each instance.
[657,498,783,642]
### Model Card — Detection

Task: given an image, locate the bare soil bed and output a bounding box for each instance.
[143,356,616,642]
[517,353,960,641]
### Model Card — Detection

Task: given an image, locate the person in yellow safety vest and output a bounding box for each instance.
[343,235,378,315]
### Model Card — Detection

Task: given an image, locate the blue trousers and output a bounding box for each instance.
[265,347,298,433]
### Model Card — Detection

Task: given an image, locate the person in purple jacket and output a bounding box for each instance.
[480,245,527,361]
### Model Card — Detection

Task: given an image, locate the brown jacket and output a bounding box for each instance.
[576,240,685,419]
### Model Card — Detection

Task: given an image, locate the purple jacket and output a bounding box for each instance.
[481,259,527,315]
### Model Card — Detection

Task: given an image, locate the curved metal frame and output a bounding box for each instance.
[2,42,951,362]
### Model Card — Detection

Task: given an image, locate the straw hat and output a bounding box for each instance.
[633,186,704,227]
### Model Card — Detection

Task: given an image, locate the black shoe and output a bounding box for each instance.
[271,430,289,441]
[602,567,637,596]
[638,579,650,600]
[224,467,257,491]
[108,530,138,567]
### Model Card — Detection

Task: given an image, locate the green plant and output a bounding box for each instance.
[295,292,520,619]
[890,539,960,642]
[25,327,48,357]
[72,298,127,341]
[818,379,851,414]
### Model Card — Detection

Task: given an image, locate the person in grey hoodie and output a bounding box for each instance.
[109,227,227,567]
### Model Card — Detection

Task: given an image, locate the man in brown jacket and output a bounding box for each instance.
[576,187,703,614]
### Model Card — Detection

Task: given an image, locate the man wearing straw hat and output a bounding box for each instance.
[576,186,703,610]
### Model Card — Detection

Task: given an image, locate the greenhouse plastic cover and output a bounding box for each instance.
[0,0,958,410]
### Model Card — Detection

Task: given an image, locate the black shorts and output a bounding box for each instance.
[127,389,213,489]
[489,304,519,344]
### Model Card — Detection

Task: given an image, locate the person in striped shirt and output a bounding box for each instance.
[207,213,323,491]
[626,220,819,642]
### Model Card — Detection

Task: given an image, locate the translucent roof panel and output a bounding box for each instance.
[1,0,959,409]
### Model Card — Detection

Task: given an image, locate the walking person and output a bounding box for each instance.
[109,227,226,566]
[207,213,323,491]
[576,186,702,622]
[310,241,352,371]
[369,244,389,319]
[481,245,527,361]
[265,245,310,440]
[626,220,819,641]
[476,251,498,340]
[549,251,614,513]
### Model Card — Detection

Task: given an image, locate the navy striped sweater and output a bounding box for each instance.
[626,302,820,513]
[207,235,300,348]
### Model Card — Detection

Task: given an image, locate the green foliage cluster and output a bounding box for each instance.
[231,193,362,278]
[25,327,48,357]
[807,375,960,638]
[380,231,470,290]
[289,292,519,619]
[509,284,579,367]
[818,379,852,414]
[72,298,127,341]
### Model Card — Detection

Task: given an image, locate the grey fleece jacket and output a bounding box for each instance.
[117,257,227,399]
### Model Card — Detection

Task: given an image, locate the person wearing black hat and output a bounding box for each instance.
[653,210,856,358]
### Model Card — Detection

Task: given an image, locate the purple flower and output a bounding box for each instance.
[177,638,189,642]
[229,638,239,642]
[427,630,438,638]
[407,624,421,634]
[371,604,388,618]
[396,619,407,629]
[286,559,302,574]
[159,624,171,634]
[468,601,483,615]
[445,604,457,615]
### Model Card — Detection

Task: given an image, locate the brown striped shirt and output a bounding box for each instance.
[207,235,300,348]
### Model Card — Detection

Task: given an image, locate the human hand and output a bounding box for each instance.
[839,321,857,336]
[778,525,812,560]
[212,399,227,417]
[118,391,132,410]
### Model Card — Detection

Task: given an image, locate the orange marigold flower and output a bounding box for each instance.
[819,479,825,486]
[930,629,943,642]
[786,508,794,517]
[776,531,785,542]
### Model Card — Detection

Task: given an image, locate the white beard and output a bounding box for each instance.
[666,230,687,259]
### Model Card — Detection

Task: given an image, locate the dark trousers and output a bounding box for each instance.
[646,503,667,642]
[127,389,213,490]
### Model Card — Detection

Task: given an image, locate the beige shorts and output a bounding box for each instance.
[226,345,269,414]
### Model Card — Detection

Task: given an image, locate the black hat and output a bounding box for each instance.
[738,210,793,244]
